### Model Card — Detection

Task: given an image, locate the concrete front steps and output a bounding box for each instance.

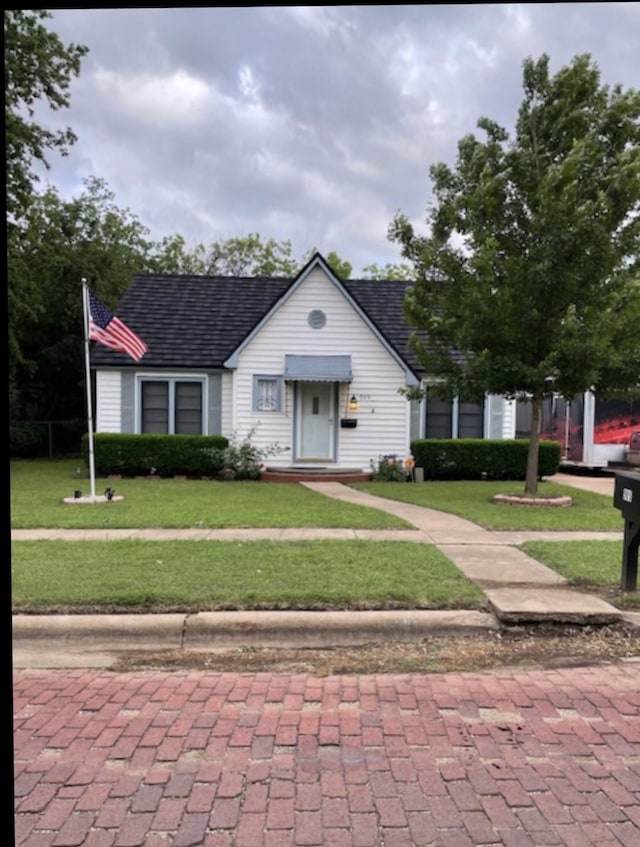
[261,466,372,483]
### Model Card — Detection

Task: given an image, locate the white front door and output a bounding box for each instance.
[297,383,335,462]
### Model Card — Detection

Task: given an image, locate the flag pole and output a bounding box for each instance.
[82,279,97,500]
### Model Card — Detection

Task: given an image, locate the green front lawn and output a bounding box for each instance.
[354,480,623,531]
[10,461,636,614]
[10,460,409,529]
[11,539,486,612]
[11,460,623,532]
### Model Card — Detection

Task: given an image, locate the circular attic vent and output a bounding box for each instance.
[307,309,327,329]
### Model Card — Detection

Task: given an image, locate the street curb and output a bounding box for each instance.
[183,609,498,648]
[12,613,185,651]
[12,609,498,653]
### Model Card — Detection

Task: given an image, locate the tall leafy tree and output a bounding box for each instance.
[324,251,352,280]
[5,9,88,223]
[12,178,154,420]
[6,9,88,411]
[390,53,640,495]
[303,249,352,280]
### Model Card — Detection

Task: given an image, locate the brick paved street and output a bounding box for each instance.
[14,663,640,846]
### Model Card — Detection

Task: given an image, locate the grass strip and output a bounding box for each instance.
[521,539,640,609]
[11,540,486,612]
[354,480,623,531]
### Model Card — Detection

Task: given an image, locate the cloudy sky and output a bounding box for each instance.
[37,3,639,275]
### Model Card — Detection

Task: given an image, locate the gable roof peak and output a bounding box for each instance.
[295,251,343,283]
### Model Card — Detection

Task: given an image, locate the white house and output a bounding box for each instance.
[91,253,517,475]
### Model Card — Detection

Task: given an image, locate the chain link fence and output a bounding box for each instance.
[10,420,87,459]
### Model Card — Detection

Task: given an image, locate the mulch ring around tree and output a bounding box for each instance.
[492,493,573,507]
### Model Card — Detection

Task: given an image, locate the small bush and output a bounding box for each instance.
[370,454,412,482]
[213,427,289,480]
[410,438,561,481]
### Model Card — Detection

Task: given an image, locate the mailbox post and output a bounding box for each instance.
[613,471,640,592]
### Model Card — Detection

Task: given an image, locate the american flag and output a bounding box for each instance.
[88,290,148,361]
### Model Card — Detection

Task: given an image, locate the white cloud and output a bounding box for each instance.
[272,5,357,41]
[30,3,640,275]
[502,3,532,36]
[238,64,260,103]
[93,67,211,128]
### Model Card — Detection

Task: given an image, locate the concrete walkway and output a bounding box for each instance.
[12,471,639,668]
[300,480,628,628]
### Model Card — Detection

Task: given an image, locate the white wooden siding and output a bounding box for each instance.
[95,371,121,432]
[221,372,234,437]
[231,267,412,470]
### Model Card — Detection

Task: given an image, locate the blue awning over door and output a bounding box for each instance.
[284,354,352,382]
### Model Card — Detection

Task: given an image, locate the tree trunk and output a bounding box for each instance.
[525,393,543,496]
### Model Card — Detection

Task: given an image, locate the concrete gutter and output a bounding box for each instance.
[183,609,497,649]
[12,609,498,668]
[13,606,638,670]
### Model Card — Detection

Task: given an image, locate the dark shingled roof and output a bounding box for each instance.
[90,274,291,369]
[343,278,424,375]
[90,271,427,376]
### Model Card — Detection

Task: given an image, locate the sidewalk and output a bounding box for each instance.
[301,480,629,629]
[12,472,638,668]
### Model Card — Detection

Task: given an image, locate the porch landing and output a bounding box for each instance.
[261,466,372,483]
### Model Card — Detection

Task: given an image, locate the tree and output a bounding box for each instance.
[151,236,354,279]
[11,178,154,420]
[5,9,88,224]
[389,53,640,495]
[300,249,352,279]
[361,262,414,280]
[324,251,352,280]
[150,233,301,277]
[6,9,88,415]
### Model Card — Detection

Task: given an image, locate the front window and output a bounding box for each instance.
[425,393,485,439]
[141,379,203,434]
[253,376,283,412]
[458,400,484,438]
[175,382,202,434]
[425,395,453,438]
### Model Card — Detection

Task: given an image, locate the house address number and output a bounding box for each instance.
[623,488,633,503]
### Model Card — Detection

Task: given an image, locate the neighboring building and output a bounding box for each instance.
[517,392,640,469]
[90,252,516,471]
